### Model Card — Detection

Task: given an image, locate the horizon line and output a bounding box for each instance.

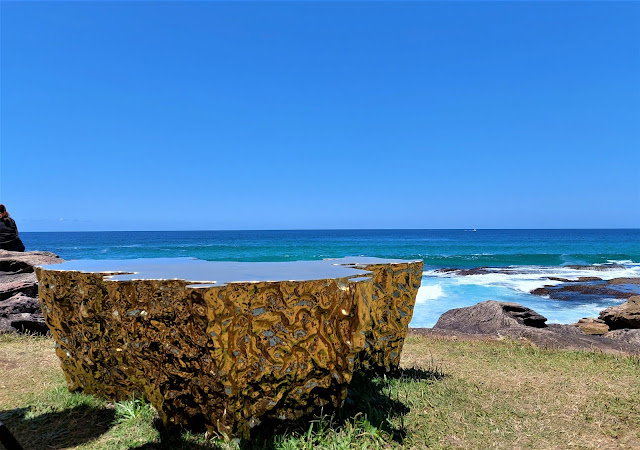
[21,227,640,233]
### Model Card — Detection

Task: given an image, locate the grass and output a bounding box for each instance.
[1,332,639,449]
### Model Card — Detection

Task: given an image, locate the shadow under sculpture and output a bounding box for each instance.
[35,257,423,438]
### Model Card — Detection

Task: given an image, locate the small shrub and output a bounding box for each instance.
[114,394,156,424]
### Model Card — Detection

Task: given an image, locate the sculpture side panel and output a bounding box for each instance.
[36,269,190,401]
[357,261,423,372]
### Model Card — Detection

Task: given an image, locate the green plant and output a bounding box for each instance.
[114,394,156,424]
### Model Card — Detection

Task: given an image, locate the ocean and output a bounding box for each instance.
[22,229,640,327]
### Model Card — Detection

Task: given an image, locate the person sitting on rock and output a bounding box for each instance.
[0,204,25,252]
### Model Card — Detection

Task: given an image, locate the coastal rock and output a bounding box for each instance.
[0,276,38,301]
[0,312,48,334]
[530,283,636,301]
[604,329,640,346]
[0,293,41,315]
[574,318,609,335]
[433,301,548,334]
[0,292,48,334]
[598,296,640,330]
[434,267,512,276]
[607,277,640,286]
[0,250,61,271]
[547,276,602,283]
[565,264,625,271]
[426,301,640,354]
[0,250,62,334]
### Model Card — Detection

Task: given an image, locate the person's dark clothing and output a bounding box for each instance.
[0,218,25,252]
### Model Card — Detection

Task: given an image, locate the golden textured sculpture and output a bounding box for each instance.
[346,261,424,371]
[35,257,422,437]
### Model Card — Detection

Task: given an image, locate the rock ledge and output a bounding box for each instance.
[425,300,639,355]
[0,250,61,334]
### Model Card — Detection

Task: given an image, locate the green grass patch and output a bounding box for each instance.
[1,333,639,449]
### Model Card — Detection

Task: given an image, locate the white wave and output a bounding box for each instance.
[543,300,626,324]
[454,272,564,294]
[423,264,640,294]
[606,259,637,265]
[416,284,445,303]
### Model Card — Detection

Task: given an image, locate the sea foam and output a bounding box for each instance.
[423,264,640,295]
[416,284,445,303]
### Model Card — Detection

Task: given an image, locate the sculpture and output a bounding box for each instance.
[36,257,422,437]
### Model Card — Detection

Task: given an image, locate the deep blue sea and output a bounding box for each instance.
[22,229,640,327]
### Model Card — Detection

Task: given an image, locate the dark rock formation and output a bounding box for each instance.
[0,273,39,301]
[0,250,61,334]
[433,301,548,334]
[607,277,640,285]
[547,276,602,283]
[427,300,639,354]
[0,292,41,315]
[434,267,513,276]
[0,250,62,270]
[565,264,625,271]
[530,282,640,301]
[599,296,640,330]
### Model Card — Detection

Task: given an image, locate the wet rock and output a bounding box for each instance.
[530,283,635,301]
[530,287,550,296]
[565,264,625,271]
[434,267,512,276]
[437,267,491,276]
[434,268,459,274]
[547,276,602,283]
[599,296,640,330]
[607,277,640,286]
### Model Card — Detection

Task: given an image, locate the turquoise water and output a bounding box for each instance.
[21,229,640,266]
[22,229,640,327]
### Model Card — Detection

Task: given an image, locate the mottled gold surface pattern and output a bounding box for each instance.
[354,262,424,371]
[35,258,421,437]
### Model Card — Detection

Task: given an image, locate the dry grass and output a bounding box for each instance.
[1,333,639,449]
[0,333,62,406]
[398,335,640,449]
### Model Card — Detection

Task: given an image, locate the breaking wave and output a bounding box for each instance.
[416,284,445,303]
[423,263,640,295]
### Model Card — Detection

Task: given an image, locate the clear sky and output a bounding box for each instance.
[1,1,639,231]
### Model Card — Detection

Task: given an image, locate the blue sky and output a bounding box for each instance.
[1,1,639,231]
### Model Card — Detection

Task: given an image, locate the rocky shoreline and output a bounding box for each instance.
[436,266,640,306]
[0,250,62,333]
[428,265,640,351]
[2,253,639,355]
[410,299,640,355]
